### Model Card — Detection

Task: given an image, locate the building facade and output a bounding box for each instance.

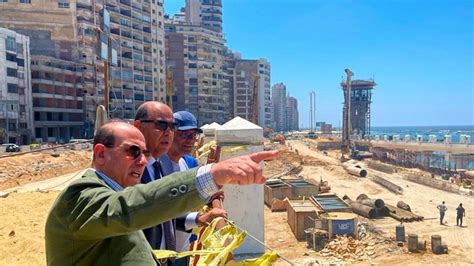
[233,58,271,128]
[286,95,298,131]
[185,0,223,35]
[0,0,166,139]
[107,0,166,120]
[271,82,287,132]
[31,56,84,142]
[165,19,230,125]
[0,28,33,144]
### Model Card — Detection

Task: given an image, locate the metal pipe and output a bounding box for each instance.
[397,201,411,212]
[356,194,368,201]
[344,197,376,218]
[344,165,367,177]
[361,198,385,209]
[375,206,390,216]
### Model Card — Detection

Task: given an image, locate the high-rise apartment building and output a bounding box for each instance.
[107,0,166,119]
[165,17,230,125]
[0,0,166,138]
[286,95,299,131]
[185,0,223,35]
[272,82,287,132]
[233,58,271,128]
[0,28,33,144]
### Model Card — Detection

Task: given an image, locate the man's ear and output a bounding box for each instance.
[93,144,107,166]
[132,120,141,129]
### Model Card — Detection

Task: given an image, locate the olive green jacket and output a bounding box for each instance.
[45,168,204,265]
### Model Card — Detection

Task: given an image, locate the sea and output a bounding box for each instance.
[370,125,474,144]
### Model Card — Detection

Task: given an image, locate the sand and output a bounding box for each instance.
[0,141,472,265]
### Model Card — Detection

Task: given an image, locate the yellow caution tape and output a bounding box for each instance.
[198,141,216,153]
[153,216,280,265]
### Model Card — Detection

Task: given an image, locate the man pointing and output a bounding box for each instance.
[45,121,277,265]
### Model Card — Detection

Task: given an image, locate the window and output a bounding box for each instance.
[16,58,24,66]
[8,123,16,131]
[5,36,15,51]
[58,2,69,8]
[7,67,17,77]
[6,52,16,62]
[19,0,31,3]
[7,83,18,93]
[0,0,8,3]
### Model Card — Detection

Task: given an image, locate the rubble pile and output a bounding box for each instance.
[319,235,396,262]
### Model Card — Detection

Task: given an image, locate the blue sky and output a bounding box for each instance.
[165,0,473,127]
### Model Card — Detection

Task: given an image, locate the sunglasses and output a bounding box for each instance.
[120,144,151,160]
[178,130,199,140]
[140,120,178,131]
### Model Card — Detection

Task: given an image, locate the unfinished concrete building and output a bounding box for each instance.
[341,79,376,138]
[31,56,84,142]
[0,28,33,145]
[165,18,230,125]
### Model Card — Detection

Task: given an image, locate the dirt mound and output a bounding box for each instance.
[0,149,92,191]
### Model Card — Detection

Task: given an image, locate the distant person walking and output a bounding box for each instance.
[437,201,448,225]
[456,203,466,227]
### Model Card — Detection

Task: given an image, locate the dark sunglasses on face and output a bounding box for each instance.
[122,144,150,160]
[178,130,198,140]
[140,120,178,131]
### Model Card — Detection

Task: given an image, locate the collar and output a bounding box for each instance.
[95,170,124,192]
[146,156,159,167]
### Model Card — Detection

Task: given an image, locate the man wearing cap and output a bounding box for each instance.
[161,111,227,256]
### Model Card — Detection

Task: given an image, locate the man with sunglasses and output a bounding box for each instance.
[134,103,226,264]
[161,111,228,258]
[45,120,278,265]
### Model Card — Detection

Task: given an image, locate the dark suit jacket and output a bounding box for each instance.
[45,168,204,265]
[141,158,192,250]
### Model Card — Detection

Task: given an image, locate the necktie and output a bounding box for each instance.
[153,160,176,252]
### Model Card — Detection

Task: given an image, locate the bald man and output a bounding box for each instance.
[133,102,226,264]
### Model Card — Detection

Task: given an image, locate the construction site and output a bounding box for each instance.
[0,133,473,265]
[0,70,472,265]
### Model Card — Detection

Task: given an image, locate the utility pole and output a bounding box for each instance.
[309,91,316,132]
[311,91,316,131]
[309,91,313,132]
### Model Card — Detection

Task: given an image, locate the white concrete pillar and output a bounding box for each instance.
[215,116,264,255]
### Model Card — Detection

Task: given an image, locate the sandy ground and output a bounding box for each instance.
[0,191,59,265]
[279,140,474,265]
[0,141,472,265]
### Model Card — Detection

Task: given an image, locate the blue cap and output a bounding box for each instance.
[173,111,203,133]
